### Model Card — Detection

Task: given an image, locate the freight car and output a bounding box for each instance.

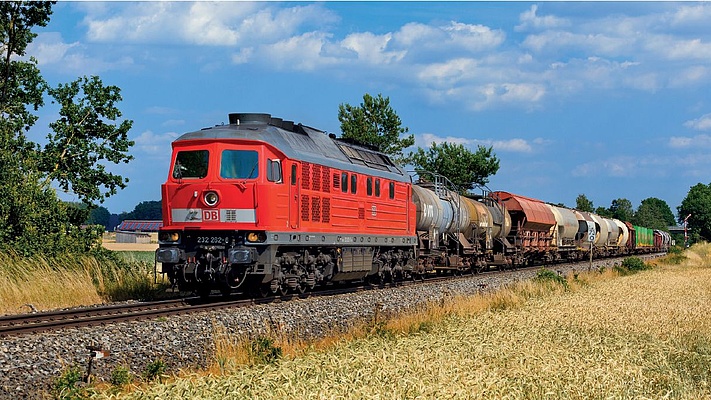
[155,113,670,297]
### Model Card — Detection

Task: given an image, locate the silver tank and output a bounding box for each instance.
[412,185,511,242]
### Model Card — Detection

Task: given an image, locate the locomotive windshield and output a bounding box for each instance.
[173,150,208,179]
[220,150,259,179]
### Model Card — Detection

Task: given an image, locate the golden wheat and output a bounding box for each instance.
[102,245,711,399]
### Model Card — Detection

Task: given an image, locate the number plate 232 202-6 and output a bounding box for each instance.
[196,236,229,245]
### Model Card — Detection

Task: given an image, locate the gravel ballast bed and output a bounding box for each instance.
[0,261,618,398]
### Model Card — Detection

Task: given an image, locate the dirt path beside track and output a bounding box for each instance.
[102,242,158,251]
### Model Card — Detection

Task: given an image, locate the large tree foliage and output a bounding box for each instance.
[43,76,133,204]
[0,2,133,256]
[575,194,594,213]
[609,198,634,222]
[678,183,711,241]
[633,197,675,231]
[408,141,499,193]
[120,200,162,221]
[338,93,414,162]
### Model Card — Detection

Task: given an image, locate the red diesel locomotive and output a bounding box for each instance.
[156,113,418,296]
[155,113,671,297]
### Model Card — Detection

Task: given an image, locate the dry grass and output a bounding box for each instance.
[0,254,104,314]
[102,246,711,399]
[0,252,167,315]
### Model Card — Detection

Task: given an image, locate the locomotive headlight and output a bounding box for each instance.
[246,232,266,243]
[203,191,219,207]
[158,231,181,243]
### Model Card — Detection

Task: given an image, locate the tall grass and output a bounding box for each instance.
[0,251,168,315]
[102,244,711,399]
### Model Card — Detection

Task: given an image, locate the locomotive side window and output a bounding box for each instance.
[220,150,259,179]
[341,172,348,193]
[351,174,357,194]
[291,164,297,185]
[173,150,209,179]
[375,178,381,197]
[267,159,282,183]
[367,177,373,196]
[389,181,395,199]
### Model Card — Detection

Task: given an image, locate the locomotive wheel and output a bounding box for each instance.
[257,284,271,298]
[278,284,288,296]
[296,282,307,294]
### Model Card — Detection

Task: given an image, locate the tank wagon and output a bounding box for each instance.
[156,113,670,296]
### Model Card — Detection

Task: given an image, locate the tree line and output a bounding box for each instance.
[2,3,711,260]
[1,2,132,256]
[338,93,710,245]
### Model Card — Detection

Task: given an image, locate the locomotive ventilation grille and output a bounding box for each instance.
[296,162,333,224]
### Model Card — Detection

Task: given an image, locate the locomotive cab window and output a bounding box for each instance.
[341,172,348,193]
[375,178,381,197]
[220,150,259,179]
[367,177,373,196]
[173,150,209,179]
[291,164,297,185]
[389,181,395,199]
[267,159,282,183]
[351,174,357,194]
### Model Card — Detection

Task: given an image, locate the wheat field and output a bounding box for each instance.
[105,245,711,399]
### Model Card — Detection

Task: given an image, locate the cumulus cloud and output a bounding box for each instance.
[416,133,540,153]
[474,83,546,110]
[669,134,711,149]
[27,31,133,74]
[683,114,711,131]
[133,130,180,158]
[515,5,571,32]
[31,2,711,114]
[82,2,337,46]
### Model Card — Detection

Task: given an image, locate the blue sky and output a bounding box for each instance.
[26,2,711,218]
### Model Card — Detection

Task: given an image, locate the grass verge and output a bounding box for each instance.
[0,251,168,315]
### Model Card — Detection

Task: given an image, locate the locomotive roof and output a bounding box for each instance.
[174,113,411,182]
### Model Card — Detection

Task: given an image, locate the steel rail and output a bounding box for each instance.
[0,253,664,337]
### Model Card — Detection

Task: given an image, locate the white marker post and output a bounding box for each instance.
[588,224,596,270]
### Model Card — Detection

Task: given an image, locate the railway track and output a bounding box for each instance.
[0,253,664,337]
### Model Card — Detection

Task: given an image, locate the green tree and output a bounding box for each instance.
[42,76,133,205]
[575,194,594,212]
[408,141,499,193]
[0,2,133,256]
[678,183,711,241]
[633,197,675,231]
[120,200,162,221]
[594,206,612,218]
[87,205,111,230]
[338,93,414,162]
[609,198,634,222]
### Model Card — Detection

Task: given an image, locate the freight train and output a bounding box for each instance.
[155,113,671,297]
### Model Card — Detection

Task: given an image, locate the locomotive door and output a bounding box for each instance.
[288,161,300,229]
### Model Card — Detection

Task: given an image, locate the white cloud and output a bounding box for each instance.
[133,130,180,158]
[27,32,133,74]
[25,32,78,65]
[683,114,711,131]
[416,133,540,154]
[515,5,571,32]
[341,32,405,65]
[82,3,337,46]
[474,83,546,111]
[417,58,479,86]
[669,134,711,149]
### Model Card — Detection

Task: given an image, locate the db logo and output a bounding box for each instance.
[202,209,220,221]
